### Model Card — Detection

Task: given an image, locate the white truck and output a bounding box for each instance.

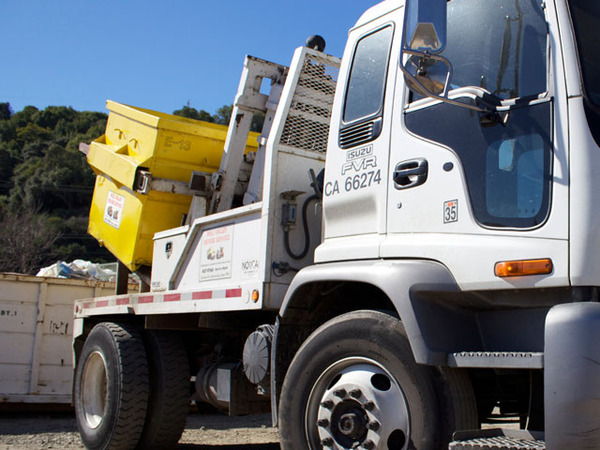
[72,0,600,448]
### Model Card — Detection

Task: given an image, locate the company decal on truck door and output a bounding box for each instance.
[199,225,233,280]
[341,144,378,175]
[325,144,381,197]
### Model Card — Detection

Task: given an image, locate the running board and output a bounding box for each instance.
[449,429,545,449]
[448,352,544,369]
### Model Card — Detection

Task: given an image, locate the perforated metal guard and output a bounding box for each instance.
[449,429,545,450]
[279,52,340,154]
[449,436,546,449]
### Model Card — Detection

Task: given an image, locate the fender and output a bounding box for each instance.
[270,259,474,424]
[278,259,467,366]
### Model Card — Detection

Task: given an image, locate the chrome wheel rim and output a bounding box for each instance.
[305,357,410,450]
[81,351,108,429]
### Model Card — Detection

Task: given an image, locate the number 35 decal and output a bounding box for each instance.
[444,200,458,223]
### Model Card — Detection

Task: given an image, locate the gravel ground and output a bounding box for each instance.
[0,408,519,449]
[0,411,280,449]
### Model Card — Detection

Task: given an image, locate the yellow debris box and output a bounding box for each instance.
[87,101,259,271]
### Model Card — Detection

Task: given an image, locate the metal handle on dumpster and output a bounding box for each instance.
[129,138,140,149]
[114,128,126,139]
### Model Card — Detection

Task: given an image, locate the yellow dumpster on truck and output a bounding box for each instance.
[87,101,259,271]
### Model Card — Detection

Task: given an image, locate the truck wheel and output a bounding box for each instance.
[74,322,149,450]
[279,310,476,450]
[434,366,479,436]
[137,331,190,449]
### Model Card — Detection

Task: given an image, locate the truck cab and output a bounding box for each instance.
[277,0,600,448]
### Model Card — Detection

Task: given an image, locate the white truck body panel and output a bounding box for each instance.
[76,48,341,320]
[568,96,600,286]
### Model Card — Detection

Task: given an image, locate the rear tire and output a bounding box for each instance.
[434,367,479,439]
[74,322,149,450]
[137,331,190,449]
[279,310,477,449]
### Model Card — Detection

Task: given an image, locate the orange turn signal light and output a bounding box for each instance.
[251,289,260,302]
[494,258,553,277]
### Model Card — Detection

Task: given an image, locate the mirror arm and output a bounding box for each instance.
[401,74,488,113]
[401,49,493,113]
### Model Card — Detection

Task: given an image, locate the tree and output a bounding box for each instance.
[0,209,61,274]
[173,105,215,123]
[0,145,15,196]
[212,104,264,132]
[0,104,110,272]
[10,105,39,128]
[16,122,53,145]
[0,103,12,120]
[213,104,233,125]
[173,104,264,132]
[9,141,96,213]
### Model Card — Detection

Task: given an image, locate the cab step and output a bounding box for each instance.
[448,351,544,369]
[449,429,545,450]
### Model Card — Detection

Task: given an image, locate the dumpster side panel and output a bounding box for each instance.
[0,279,39,397]
[0,274,130,403]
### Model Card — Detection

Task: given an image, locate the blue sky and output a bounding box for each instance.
[2,1,375,116]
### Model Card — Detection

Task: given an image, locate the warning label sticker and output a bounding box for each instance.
[104,191,124,229]
[443,199,458,224]
[200,225,233,280]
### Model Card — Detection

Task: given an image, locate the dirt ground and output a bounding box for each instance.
[0,410,280,449]
[0,407,519,449]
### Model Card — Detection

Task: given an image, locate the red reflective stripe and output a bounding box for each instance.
[164,294,181,302]
[83,302,93,309]
[193,291,212,300]
[116,298,130,306]
[226,289,242,298]
[96,300,109,308]
[138,296,154,304]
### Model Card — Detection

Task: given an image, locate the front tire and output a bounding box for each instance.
[279,310,477,449]
[74,322,149,450]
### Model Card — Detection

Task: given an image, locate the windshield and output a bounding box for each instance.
[443,0,548,100]
[568,0,600,106]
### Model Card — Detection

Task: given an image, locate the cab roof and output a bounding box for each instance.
[352,0,404,30]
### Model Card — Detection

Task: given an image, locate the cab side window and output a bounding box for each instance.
[340,26,393,148]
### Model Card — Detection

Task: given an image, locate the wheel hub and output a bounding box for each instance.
[81,351,108,429]
[330,400,368,445]
[309,360,410,449]
[338,410,366,438]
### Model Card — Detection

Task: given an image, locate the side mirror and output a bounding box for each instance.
[401,0,452,101]
[403,54,451,97]
[401,0,488,112]
[404,0,447,54]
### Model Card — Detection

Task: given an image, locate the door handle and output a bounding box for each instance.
[393,158,428,189]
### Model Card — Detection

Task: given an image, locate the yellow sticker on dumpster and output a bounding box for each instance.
[104,191,124,229]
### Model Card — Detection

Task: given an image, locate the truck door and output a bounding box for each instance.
[383,0,569,290]
[320,6,404,260]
